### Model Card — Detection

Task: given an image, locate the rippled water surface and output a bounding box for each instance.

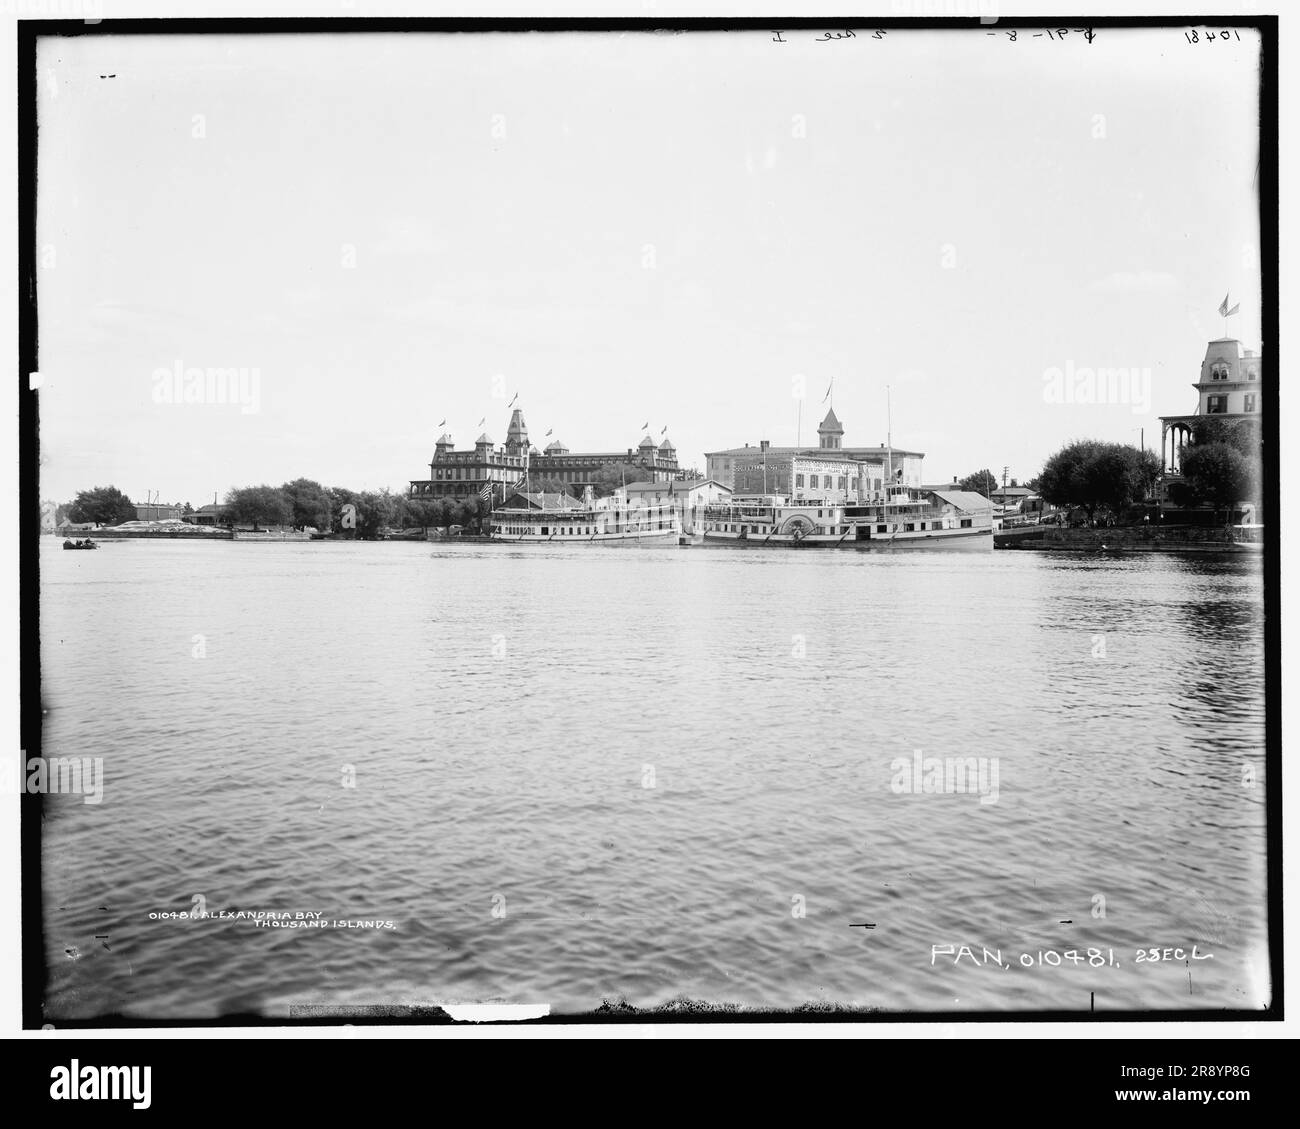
[38,538,1269,1018]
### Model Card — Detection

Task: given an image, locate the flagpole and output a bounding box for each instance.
[885,384,894,497]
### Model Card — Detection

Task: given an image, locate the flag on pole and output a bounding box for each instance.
[640,420,649,430]
[478,483,494,502]
[478,417,486,427]
[545,429,553,437]
[1219,293,1240,317]
[438,419,446,427]
[822,379,833,404]
[508,393,518,407]
[661,426,668,435]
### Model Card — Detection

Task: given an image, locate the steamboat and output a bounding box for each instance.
[701,483,993,549]
[488,486,682,546]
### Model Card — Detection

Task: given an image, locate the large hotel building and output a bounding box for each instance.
[1159,337,1263,474]
[704,408,925,504]
[409,410,682,503]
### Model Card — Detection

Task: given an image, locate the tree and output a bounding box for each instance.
[339,488,400,539]
[1171,443,1259,520]
[1037,440,1160,525]
[67,485,135,526]
[225,485,292,529]
[1188,415,1261,458]
[957,470,997,498]
[533,476,570,496]
[329,487,358,534]
[589,462,648,498]
[181,502,194,517]
[281,478,333,531]
[405,496,442,532]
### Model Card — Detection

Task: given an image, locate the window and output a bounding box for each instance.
[960,518,972,528]
[1247,367,1258,381]
[1207,395,1226,414]
[1244,393,1257,413]
[838,477,847,490]
[795,474,804,487]
[1211,363,1231,380]
[905,523,915,531]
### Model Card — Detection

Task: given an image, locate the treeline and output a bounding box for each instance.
[1034,421,1260,525]
[1037,441,1161,523]
[226,479,487,537]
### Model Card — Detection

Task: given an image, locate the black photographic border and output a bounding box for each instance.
[16,12,1282,1031]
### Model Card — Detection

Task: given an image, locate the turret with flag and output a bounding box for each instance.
[1218,292,1241,337]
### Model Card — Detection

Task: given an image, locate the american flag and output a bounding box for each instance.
[479,483,494,502]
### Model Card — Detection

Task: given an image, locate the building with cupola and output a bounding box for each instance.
[704,407,925,502]
[409,408,683,503]
[1159,337,1263,474]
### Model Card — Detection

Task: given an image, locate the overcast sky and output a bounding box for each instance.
[35,26,1262,504]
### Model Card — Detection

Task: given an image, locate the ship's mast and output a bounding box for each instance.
[886,384,893,497]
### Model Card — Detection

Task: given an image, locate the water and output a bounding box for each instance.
[37,538,1269,1018]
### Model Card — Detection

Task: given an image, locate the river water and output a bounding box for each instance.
[37,538,1269,1019]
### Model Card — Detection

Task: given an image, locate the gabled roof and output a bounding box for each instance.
[498,491,586,511]
[930,489,994,512]
[624,478,731,494]
[819,407,844,432]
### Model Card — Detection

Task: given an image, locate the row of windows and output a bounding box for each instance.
[1210,364,1260,381]
[429,468,517,481]
[709,519,958,535]
[794,474,851,489]
[1205,394,1258,413]
[499,525,598,536]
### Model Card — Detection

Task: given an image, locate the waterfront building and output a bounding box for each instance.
[1159,337,1263,475]
[496,490,589,513]
[133,502,183,522]
[705,408,925,497]
[623,478,732,534]
[989,485,1033,508]
[409,410,682,503]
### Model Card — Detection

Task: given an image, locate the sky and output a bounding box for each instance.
[34,26,1263,505]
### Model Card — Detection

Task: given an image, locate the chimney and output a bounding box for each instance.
[953,475,958,484]
[760,439,770,453]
